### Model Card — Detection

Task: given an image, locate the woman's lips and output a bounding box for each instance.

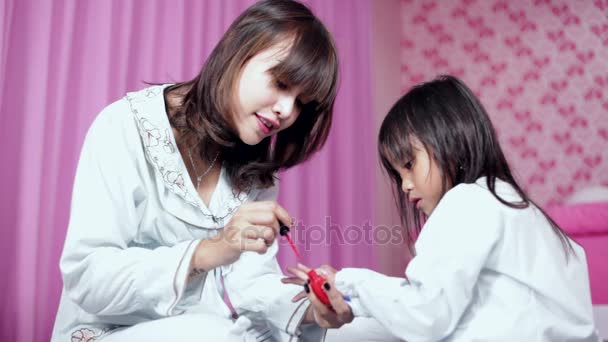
[257,116,271,134]
[255,113,278,134]
[255,114,272,134]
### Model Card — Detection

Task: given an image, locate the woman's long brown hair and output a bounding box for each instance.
[168,0,339,192]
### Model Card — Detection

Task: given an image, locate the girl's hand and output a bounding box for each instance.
[191,201,292,274]
[283,263,354,328]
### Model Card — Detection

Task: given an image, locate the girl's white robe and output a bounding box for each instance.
[335,178,600,341]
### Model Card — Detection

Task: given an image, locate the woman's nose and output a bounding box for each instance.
[272,94,298,119]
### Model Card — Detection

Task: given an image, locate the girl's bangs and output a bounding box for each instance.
[379,116,415,171]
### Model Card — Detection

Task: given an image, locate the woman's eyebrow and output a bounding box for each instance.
[298,93,314,104]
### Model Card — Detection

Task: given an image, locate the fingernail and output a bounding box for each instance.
[323,283,331,291]
[304,284,310,293]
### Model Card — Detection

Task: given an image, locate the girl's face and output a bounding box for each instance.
[232,42,305,145]
[391,136,448,216]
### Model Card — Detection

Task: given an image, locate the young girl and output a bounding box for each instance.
[51,0,339,341]
[285,75,599,341]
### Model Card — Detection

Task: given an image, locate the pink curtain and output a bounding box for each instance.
[0,0,375,341]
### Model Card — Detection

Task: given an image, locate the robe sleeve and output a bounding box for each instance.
[226,182,324,339]
[334,185,503,341]
[60,103,199,319]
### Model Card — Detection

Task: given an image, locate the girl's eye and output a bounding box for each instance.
[403,160,413,170]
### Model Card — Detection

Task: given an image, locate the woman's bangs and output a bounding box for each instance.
[270,30,337,111]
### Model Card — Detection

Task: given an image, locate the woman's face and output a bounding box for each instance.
[231,42,306,145]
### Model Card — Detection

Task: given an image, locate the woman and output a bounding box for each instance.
[52,0,338,340]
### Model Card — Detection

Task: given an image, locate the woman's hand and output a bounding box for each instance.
[283,263,354,329]
[189,201,292,277]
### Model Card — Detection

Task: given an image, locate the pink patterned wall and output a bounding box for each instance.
[399,0,608,206]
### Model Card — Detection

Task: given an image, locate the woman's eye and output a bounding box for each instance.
[275,80,289,90]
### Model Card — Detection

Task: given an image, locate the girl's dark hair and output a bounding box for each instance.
[167,0,338,192]
[378,75,573,256]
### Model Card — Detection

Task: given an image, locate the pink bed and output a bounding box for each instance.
[546,201,608,339]
[547,201,608,305]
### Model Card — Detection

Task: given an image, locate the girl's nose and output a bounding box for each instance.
[401,177,413,193]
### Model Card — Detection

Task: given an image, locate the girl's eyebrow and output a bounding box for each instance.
[409,140,424,152]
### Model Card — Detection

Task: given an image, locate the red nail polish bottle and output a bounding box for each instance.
[307,269,330,305]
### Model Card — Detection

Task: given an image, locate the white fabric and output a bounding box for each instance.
[566,185,608,204]
[51,85,317,341]
[324,317,402,342]
[100,314,253,342]
[592,305,608,340]
[335,178,600,341]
